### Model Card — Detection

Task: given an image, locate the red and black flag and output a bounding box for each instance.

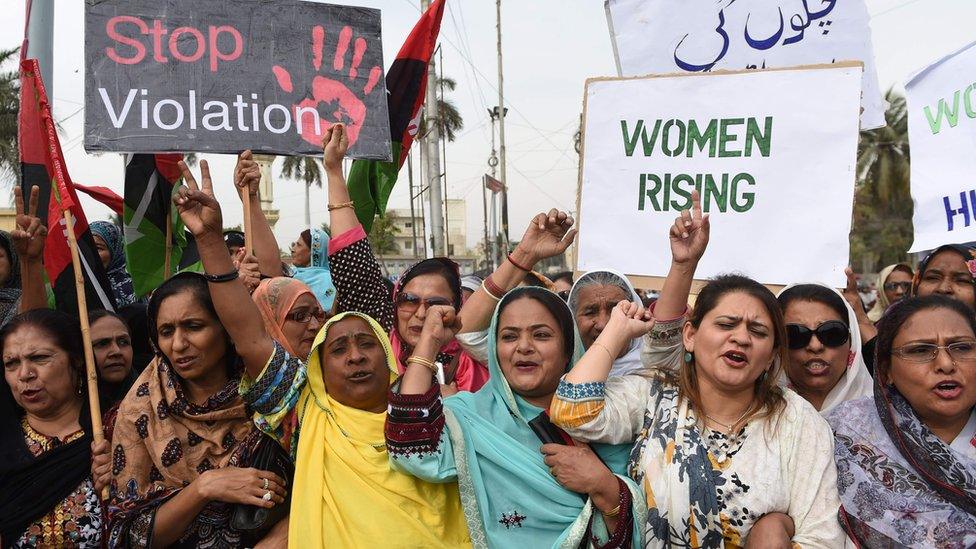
[123,153,201,298]
[346,0,446,232]
[19,58,116,315]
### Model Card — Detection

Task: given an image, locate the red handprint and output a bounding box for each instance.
[273,25,383,149]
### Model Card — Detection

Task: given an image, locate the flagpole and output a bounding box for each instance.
[63,209,107,499]
[241,185,254,253]
[164,204,173,279]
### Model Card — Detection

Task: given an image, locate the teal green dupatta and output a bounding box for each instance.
[441,288,645,548]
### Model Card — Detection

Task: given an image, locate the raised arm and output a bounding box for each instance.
[235,150,284,278]
[654,190,709,320]
[458,209,577,334]
[399,305,460,396]
[174,160,274,379]
[323,124,358,236]
[12,186,48,313]
[564,301,653,384]
[321,124,395,329]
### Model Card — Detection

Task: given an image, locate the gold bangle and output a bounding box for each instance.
[601,503,621,518]
[591,342,614,362]
[327,200,355,211]
[406,356,438,374]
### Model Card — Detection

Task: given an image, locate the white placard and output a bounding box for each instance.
[905,41,976,253]
[577,64,862,287]
[606,0,885,129]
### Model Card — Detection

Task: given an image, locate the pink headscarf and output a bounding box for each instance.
[252,277,316,356]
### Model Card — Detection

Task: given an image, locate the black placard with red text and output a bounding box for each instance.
[84,0,391,160]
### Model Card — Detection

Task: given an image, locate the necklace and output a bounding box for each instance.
[704,405,752,435]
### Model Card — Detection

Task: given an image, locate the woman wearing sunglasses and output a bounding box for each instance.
[867,264,914,323]
[826,295,976,547]
[776,284,873,414]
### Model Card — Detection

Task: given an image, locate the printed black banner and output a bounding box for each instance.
[85,0,391,159]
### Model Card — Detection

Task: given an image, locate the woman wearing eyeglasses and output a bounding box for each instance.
[867,264,914,323]
[776,284,873,414]
[826,295,976,547]
[252,277,325,361]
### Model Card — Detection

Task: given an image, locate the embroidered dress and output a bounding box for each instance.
[106,357,258,549]
[14,419,102,548]
[241,312,470,548]
[827,388,976,548]
[550,313,846,548]
[386,288,645,549]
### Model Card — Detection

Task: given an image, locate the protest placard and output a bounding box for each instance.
[905,41,976,253]
[605,0,885,129]
[84,0,391,160]
[576,64,862,288]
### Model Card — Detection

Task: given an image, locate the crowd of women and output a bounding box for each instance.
[0,122,973,548]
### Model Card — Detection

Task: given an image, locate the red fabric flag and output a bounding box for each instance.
[75,183,124,216]
[18,58,116,313]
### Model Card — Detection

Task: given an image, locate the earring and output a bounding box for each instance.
[683,351,693,364]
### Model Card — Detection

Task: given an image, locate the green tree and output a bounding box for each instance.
[850,88,913,273]
[368,212,400,256]
[419,76,464,142]
[0,47,20,185]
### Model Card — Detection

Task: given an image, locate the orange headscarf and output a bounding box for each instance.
[252,277,316,356]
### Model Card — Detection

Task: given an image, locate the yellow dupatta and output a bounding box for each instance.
[288,312,470,548]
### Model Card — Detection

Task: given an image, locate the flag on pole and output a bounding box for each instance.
[346,0,446,233]
[75,183,124,215]
[18,58,117,315]
[123,154,200,298]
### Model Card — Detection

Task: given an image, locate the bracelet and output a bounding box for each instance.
[483,275,506,300]
[328,200,355,211]
[600,477,627,517]
[203,269,240,283]
[507,252,532,272]
[406,356,438,375]
[481,280,501,301]
[592,342,615,362]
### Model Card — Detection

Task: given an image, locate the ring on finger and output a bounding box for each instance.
[262,478,269,490]
[262,491,272,502]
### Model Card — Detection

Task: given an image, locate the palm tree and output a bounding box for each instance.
[419,76,464,142]
[0,47,20,186]
[280,156,323,228]
[856,88,910,207]
[850,88,913,273]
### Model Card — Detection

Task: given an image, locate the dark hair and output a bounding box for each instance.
[117,303,154,376]
[552,271,574,285]
[674,274,787,424]
[874,295,976,382]
[777,284,849,329]
[147,273,235,375]
[300,229,312,248]
[398,258,461,309]
[223,230,245,248]
[90,309,127,327]
[497,287,575,361]
[0,309,85,385]
[522,272,549,288]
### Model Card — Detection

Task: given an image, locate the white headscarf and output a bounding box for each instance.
[776,282,873,414]
[568,268,645,377]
